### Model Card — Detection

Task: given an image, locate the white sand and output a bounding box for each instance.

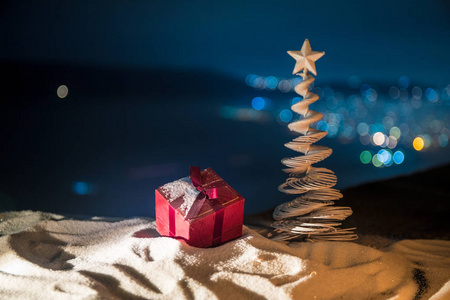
[1,211,449,300]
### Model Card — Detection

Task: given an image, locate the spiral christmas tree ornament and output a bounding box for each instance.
[270,39,357,242]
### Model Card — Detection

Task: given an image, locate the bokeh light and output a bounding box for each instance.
[389,86,400,99]
[372,154,383,167]
[279,109,293,123]
[317,120,329,132]
[393,151,405,164]
[265,76,278,90]
[242,74,448,161]
[398,75,410,89]
[412,86,422,99]
[438,134,448,147]
[389,127,401,139]
[357,122,369,135]
[245,74,257,87]
[413,137,424,151]
[422,134,431,148]
[372,132,385,146]
[363,88,377,106]
[73,182,89,195]
[57,85,68,98]
[278,79,291,93]
[290,97,301,105]
[360,150,372,164]
[425,88,437,102]
[387,136,398,149]
[251,97,265,110]
[377,149,392,165]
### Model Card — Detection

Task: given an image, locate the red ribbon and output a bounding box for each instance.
[170,166,226,220]
[185,166,223,219]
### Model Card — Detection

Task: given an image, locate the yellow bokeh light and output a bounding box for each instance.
[57,85,68,98]
[413,137,424,151]
[389,126,401,139]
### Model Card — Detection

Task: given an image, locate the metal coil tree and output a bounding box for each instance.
[270,39,357,242]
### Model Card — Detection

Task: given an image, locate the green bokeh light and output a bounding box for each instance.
[360,150,372,164]
[372,154,383,167]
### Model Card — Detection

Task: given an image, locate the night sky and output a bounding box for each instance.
[1,1,450,84]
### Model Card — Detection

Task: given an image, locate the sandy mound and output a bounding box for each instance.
[0,211,449,299]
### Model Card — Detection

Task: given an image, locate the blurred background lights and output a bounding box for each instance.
[245,74,258,87]
[278,79,291,93]
[290,77,302,89]
[425,88,437,102]
[399,89,409,101]
[398,75,410,89]
[245,74,265,89]
[377,149,392,165]
[360,83,371,94]
[389,86,400,99]
[317,120,329,132]
[412,86,422,99]
[389,127,401,139]
[382,116,394,129]
[279,109,293,123]
[422,134,431,148]
[372,132,385,146]
[251,97,265,110]
[360,150,372,164]
[290,97,301,106]
[372,154,383,167]
[413,137,425,151]
[265,76,278,90]
[387,136,398,149]
[393,151,405,164]
[57,85,68,98]
[242,74,448,163]
[380,134,390,148]
[327,124,339,138]
[357,122,369,136]
[438,134,448,147]
[73,182,89,195]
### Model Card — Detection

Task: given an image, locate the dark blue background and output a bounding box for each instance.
[1,1,449,217]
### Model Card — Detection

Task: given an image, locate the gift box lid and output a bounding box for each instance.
[157,168,243,222]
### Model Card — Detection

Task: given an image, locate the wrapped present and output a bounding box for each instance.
[155,166,244,248]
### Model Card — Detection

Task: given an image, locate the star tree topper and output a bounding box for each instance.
[287,39,325,76]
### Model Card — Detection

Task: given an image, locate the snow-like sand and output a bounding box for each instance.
[1,211,449,299]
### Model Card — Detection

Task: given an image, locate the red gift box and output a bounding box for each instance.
[155,167,244,248]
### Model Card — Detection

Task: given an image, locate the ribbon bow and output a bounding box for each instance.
[170,166,226,220]
[185,166,225,219]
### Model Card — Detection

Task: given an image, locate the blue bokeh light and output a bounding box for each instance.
[251,97,265,110]
[377,149,390,164]
[398,75,410,89]
[265,76,278,90]
[438,134,448,147]
[279,109,293,123]
[73,182,89,195]
[393,151,405,164]
[290,97,301,106]
[245,74,258,87]
[425,88,437,102]
[360,83,371,94]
